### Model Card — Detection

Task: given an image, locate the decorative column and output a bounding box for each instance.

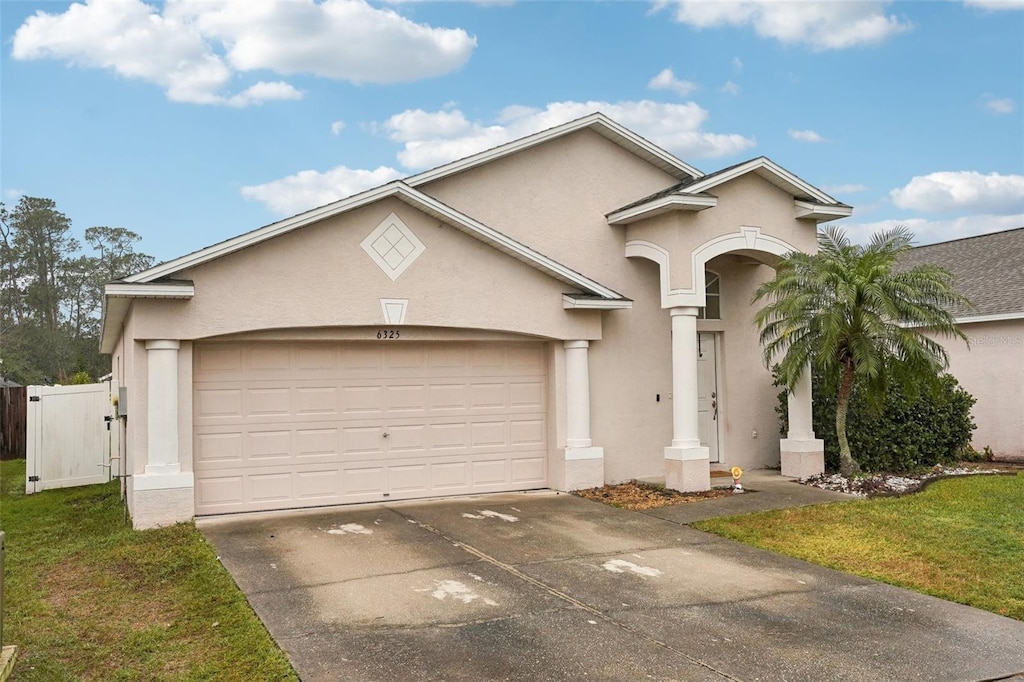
[132,340,194,529]
[779,367,825,479]
[664,308,710,491]
[560,341,604,490]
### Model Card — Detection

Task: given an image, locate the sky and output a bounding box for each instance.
[2,0,1023,265]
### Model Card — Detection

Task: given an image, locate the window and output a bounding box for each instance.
[698,271,721,320]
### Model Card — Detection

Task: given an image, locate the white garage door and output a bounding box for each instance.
[192,341,548,515]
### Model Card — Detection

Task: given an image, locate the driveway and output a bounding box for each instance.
[200,491,1024,681]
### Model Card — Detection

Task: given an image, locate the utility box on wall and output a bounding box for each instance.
[117,386,128,418]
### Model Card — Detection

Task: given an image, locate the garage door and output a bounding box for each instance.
[192,341,548,515]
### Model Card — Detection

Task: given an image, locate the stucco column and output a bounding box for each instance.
[132,339,194,529]
[565,340,593,448]
[780,366,825,479]
[665,307,710,491]
[557,341,603,491]
[144,340,181,474]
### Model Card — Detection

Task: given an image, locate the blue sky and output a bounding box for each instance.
[2,0,1022,264]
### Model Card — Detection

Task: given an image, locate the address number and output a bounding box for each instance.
[376,329,400,340]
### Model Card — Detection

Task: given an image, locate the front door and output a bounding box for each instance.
[697,333,720,463]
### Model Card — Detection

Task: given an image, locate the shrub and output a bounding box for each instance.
[68,370,94,385]
[776,366,976,473]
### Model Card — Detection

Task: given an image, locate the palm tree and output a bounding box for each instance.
[754,226,969,477]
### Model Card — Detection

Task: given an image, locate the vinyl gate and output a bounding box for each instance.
[26,382,119,494]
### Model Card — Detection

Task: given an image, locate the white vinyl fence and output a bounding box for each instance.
[26,381,119,494]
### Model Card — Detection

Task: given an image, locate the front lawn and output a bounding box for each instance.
[695,472,1024,620]
[0,459,298,681]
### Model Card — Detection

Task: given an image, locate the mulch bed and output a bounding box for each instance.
[573,481,735,510]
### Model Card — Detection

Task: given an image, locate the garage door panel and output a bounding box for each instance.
[194,341,548,515]
[295,428,338,456]
[511,457,546,483]
[341,386,385,415]
[509,381,544,408]
[296,387,339,416]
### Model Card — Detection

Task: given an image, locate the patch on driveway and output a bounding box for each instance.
[201,492,1024,682]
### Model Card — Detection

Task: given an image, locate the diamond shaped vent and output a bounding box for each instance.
[360,213,426,281]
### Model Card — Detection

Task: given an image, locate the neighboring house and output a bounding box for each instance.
[899,228,1024,461]
[100,113,852,529]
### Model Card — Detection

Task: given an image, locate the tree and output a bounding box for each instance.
[0,199,154,384]
[754,226,969,477]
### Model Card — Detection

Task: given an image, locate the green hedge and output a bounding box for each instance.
[776,368,976,473]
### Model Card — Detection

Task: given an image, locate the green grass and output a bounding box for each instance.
[695,473,1024,620]
[0,459,298,681]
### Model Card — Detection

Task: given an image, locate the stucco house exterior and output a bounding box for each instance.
[100,113,853,529]
[900,228,1024,461]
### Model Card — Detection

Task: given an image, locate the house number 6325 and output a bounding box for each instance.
[376,329,400,340]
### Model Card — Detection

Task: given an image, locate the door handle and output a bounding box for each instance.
[711,400,718,420]
[382,431,390,438]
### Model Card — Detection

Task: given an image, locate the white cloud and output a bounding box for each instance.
[788,129,827,143]
[732,56,743,73]
[661,1,911,50]
[844,214,1024,246]
[720,80,740,95]
[11,0,476,106]
[983,96,1016,114]
[330,121,346,136]
[890,171,1024,214]
[240,165,403,215]
[381,100,755,170]
[822,183,869,195]
[648,68,698,97]
[226,81,303,107]
[3,189,25,201]
[963,0,1024,9]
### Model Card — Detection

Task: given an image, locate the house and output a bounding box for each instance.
[100,113,852,529]
[899,228,1024,461]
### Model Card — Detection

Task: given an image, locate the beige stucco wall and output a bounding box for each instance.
[929,319,1023,460]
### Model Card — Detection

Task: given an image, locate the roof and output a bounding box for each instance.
[898,227,1024,320]
[606,156,852,225]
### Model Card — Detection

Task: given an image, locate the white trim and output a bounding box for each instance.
[564,446,604,461]
[133,471,195,491]
[404,112,702,188]
[562,295,632,310]
[360,212,426,281]
[626,229,800,309]
[794,200,854,221]
[903,312,1024,327]
[105,282,195,298]
[955,312,1024,324]
[684,157,837,205]
[379,298,409,324]
[606,194,717,225]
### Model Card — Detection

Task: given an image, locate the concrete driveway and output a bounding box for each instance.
[200,491,1024,681]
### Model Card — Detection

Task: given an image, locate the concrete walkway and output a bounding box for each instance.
[200,475,1024,681]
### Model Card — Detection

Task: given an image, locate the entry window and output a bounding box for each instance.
[699,271,721,320]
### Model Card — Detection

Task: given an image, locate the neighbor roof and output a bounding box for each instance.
[898,227,1024,320]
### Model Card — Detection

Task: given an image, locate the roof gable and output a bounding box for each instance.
[125,182,624,300]
[607,156,852,225]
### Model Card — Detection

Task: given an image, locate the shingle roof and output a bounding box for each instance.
[898,227,1024,318]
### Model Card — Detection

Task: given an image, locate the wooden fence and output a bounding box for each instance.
[1,387,27,460]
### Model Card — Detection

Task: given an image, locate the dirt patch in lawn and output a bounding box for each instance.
[574,481,735,510]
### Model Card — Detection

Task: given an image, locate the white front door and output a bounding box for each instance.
[697,333,720,463]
